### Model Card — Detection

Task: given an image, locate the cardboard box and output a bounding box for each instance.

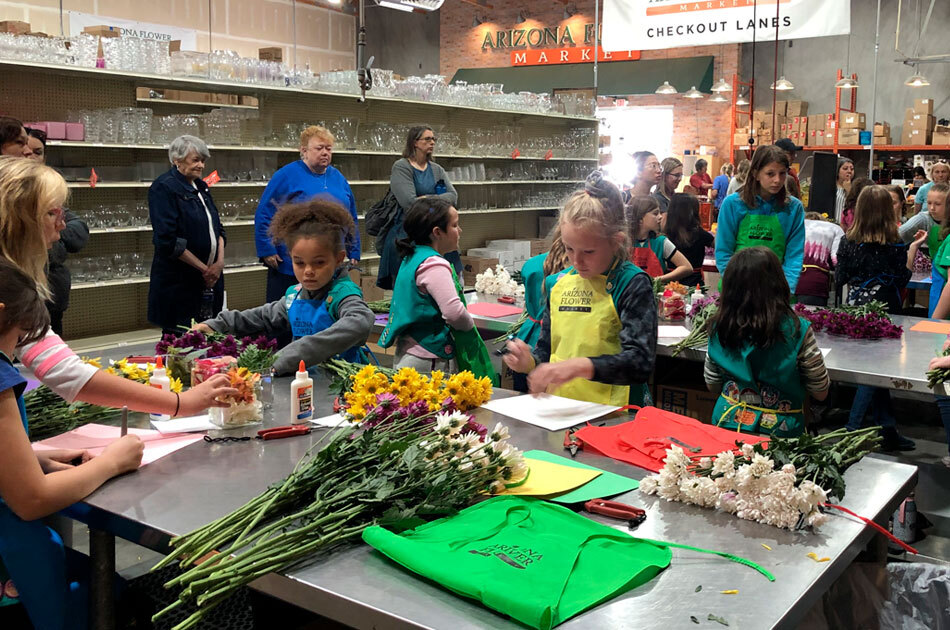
[178,90,211,103]
[786,100,808,116]
[914,98,934,115]
[902,128,931,146]
[259,46,283,62]
[169,40,181,53]
[487,239,532,262]
[752,110,769,129]
[873,135,891,146]
[65,122,84,141]
[239,95,259,107]
[83,25,120,57]
[839,129,861,145]
[211,93,230,105]
[468,248,514,269]
[873,122,891,136]
[734,132,751,145]
[905,114,935,132]
[460,256,498,277]
[359,276,384,302]
[655,384,719,422]
[933,131,950,146]
[0,20,30,35]
[799,118,808,134]
[538,216,557,237]
[839,112,866,129]
[735,113,751,128]
[528,239,548,257]
[771,101,787,116]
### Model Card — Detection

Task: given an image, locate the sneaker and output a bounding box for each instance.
[880,427,916,451]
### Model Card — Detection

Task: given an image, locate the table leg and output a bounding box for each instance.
[89,528,116,630]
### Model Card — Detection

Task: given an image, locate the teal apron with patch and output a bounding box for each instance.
[284,273,366,365]
[707,316,809,437]
[516,253,548,348]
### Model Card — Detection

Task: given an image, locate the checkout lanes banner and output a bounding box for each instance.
[602,0,850,52]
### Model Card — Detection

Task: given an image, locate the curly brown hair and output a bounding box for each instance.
[268,198,355,253]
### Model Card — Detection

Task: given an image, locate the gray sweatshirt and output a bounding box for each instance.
[203,284,374,375]
[390,158,458,210]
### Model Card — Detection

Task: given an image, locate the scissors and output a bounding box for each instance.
[563,429,582,457]
[256,425,312,441]
[494,333,516,356]
[584,499,647,529]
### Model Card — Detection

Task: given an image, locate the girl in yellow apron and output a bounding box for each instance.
[715,145,806,293]
[504,175,657,406]
[704,247,830,437]
[625,195,692,282]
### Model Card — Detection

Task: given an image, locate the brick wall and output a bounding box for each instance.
[0,0,354,73]
[440,1,739,160]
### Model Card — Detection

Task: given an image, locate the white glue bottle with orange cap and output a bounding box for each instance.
[149,356,172,422]
[290,360,313,425]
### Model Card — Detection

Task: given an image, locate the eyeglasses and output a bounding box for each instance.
[419,136,437,143]
[667,172,683,179]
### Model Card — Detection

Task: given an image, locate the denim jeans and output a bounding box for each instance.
[846,385,897,430]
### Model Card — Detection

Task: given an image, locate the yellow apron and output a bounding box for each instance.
[549,270,630,406]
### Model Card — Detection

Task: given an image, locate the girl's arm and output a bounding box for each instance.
[714,198,740,274]
[797,327,830,401]
[417,260,473,331]
[198,299,289,338]
[782,204,807,292]
[932,278,950,319]
[658,249,693,283]
[906,230,927,270]
[272,296,374,374]
[703,354,726,393]
[0,391,143,521]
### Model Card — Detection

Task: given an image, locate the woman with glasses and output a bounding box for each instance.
[628,151,661,198]
[255,125,360,302]
[25,128,89,335]
[653,157,683,213]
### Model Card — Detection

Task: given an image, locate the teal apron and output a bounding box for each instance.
[0,352,79,629]
[707,316,809,437]
[515,253,548,348]
[363,496,770,630]
[284,273,367,365]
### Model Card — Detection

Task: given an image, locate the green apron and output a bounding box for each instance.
[734,213,787,262]
[363,496,771,630]
[708,316,809,437]
[928,224,945,259]
[516,253,548,348]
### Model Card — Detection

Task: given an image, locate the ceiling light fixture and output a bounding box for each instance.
[377,0,415,11]
[711,77,732,93]
[904,65,930,87]
[373,0,444,10]
[710,93,729,103]
[684,86,703,99]
[835,76,859,89]
[654,81,677,95]
[770,76,794,90]
[735,91,749,106]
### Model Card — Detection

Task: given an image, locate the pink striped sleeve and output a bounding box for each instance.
[16,330,97,402]
[20,334,63,367]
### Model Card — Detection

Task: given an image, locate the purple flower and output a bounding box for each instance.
[406,400,430,418]
[375,392,399,408]
[460,417,488,440]
[441,397,457,413]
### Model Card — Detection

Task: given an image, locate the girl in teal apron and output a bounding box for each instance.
[504,178,656,406]
[714,145,806,293]
[0,260,145,629]
[195,199,374,374]
[704,247,830,437]
[625,195,692,282]
[379,197,497,383]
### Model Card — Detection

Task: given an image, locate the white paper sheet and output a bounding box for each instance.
[150,414,214,433]
[820,348,831,357]
[310,413,351,428]
[480,394,622,431]
[658,325,690,338]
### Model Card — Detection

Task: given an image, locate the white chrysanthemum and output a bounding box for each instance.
[714,471,736,493]
[639,475,659,495]
[748,453,774,477]
[435,410,468,435]
[712,451,736,475]
[664,446,691,473]
[506,451,529,483]
[717,490,739,513]
[741,443,755,457]
[698,457,712,470]
[806,510,828,528]
[782,463,796,475]
[490,422,510,442]
[488,480,506,494]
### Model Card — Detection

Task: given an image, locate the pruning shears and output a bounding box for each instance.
[584,499,647,529]
[563,429,582,457]
[256,425,312,441]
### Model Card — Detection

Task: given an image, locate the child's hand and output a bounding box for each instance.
[100,435,144,475]
[192,323,214,333]
[502,339,535,374]
[929,354,950,370]
[912,229,927,246]
[180,373,239,414]
[35,448,92,473]
[527,358,594,394]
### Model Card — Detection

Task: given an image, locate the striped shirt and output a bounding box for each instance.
[16,331,97,402]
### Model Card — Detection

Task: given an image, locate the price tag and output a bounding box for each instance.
[544,149,553,160]
[203,170,221,186]
[511,148,521,159]
[89,168,99,188]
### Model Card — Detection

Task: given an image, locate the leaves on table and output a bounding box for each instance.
[695,585,702,593]
[708,613,729,626]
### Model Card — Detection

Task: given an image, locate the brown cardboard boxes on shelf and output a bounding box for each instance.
[460,256,497,277]
[359,275,384,302]
[839,112,866,129]
[873,122,891,137]
[839,129,861,145]
[933,125,950,146]
[259,47,283,62]
[656,384,718,421]
[735,112,751,128]
[239,95,259,107]
[786,100,808,117]
[905,113,935,132]
[82,25,120,57]
[773,101,788,116]
[914,98,934,116]
[0,20,30,34]
[902,128,931,146]
[529,239,548,256]
[752,110,769,129]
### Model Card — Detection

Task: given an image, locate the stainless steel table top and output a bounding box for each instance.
[907,271,931,291]
[383,295,945,394]
[73,342,917,630]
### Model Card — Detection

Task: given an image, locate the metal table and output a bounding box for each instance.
[71,343,917,630]
[386,295,945,394]
[907,271,931,291]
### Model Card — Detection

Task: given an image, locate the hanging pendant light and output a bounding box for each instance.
[736,91,749,106]
[835,76,859,89]
[770,76,794,90]
[711,77,732,93]
[655,81,677,95]
[684,86,703,99]
[710,93,729,103]
[905,65,930,87]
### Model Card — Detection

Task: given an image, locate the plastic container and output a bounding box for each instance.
[290,360,313,425]
[209,369,263,429]
[149,356,171,421]
[659,290,687,321]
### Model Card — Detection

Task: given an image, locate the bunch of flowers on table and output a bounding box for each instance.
[475,264,525,297]
[209,366,263,428]
[155,329,278,382]
[793,301,903,340]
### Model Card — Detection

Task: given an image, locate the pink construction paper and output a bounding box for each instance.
[467,302,523,318]
[33,423,203,467]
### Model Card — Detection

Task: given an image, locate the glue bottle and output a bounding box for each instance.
[149,356,171,422]
[290,360,313,424]
[690,284,704,306]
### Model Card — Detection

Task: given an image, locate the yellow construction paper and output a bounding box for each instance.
[501,457,601,496]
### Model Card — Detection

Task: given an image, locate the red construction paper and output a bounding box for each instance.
[467,302,524,318]
[575,407,769,473]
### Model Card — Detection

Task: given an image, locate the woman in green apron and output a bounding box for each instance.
[504,175,657,406]
[704,247,830,437]
[715,145,806,293]
[379,197,496,382]
[625,195,691,281]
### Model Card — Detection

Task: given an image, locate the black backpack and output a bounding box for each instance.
[364,189,402,238]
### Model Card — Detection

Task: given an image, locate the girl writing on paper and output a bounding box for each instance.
[0,259,144,629]
[194,199,374,374]
[704,247,829,437]
[379,197,496,382]
[504,173,657,406]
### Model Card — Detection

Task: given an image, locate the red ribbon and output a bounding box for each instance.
[822,502,918,555]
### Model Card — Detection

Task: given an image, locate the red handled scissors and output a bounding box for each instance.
[256,425,312,441]
[584,499,647,529]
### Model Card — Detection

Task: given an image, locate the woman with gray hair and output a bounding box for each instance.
[147,135,226,333]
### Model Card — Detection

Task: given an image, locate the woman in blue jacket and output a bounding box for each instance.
[147,135,226,334]
[255,125,360,302]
